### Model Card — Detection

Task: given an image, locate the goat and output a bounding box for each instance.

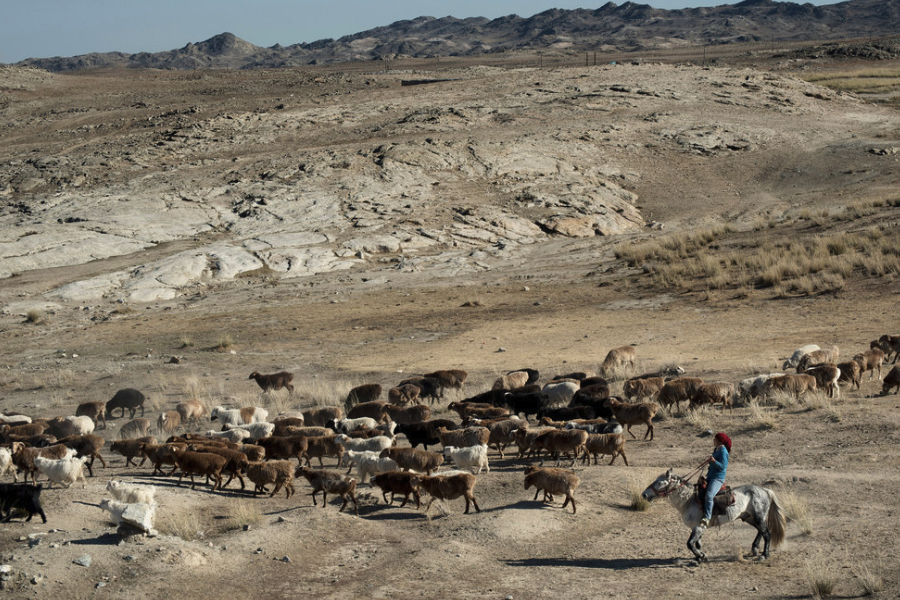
[581,433,628,466]
[344,450,398,483]
[605,398,659,441]
[524,466,580,514]
[76,401,107,429]
[0,447,15,482]
[249,371,294,396]
[371,471,421,508]
[875,334,900,363]
[246,460,295,498]
[443,445,489,474]
[333,433,394,461]
[302,406,343,427]
[295,466,358,514]
[106,388,146,419]
[601,345,636,376]
[175,399,207,426]
[380,447,444,475]
[415,472,480,514]
[501,391,545,420]
[34,455,89,488]
[0,483,47,523]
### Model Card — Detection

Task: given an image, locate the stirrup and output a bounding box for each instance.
[699,518,710,527]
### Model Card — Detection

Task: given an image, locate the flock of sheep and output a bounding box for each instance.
[1,336,899,529]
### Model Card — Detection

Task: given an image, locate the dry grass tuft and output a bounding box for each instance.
[214,333,235,352]
[627,476,652,511]
[781,491,813,535]
[684,407,712,431]
[851,560,885,595]
[178,334,195,349]
[804,556,838,599]
[158,510,205,541]
[25,309,46,324]
[219,500,264,533]
[748,400,777,429]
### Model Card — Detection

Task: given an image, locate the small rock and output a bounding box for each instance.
[281,556,292,563]
[96,582,106,589]
[242,524,251,531]
[522,286,530,291]
[31,575,43,585]
[254,548,263,554]
[496,347,506,353]
[73,555,92,567]
[533,301,542,306]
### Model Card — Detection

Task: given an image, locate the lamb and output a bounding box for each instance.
[783,344,821,370]
[394,419,458,451]
[333,434,394,461]
[110,437,156,467]
[837,360,862,390]
[119,418,151,439]
[541,381,580,407]
[415,472,480,514]
[249,370,294,396]
[210,405,268,429]
[346,401,388,422]
[302,406,343,427]
[76,401,107,429]
[690,382,736,411]
[604,398,659,441]
[881,365,900,395]
[381,403,431,425]
[855,347,885,380]
[34,455,89,488]
[0,483,47,523]
[172,448,227,491]
[657,377,705,412]
[106,388,146,419]
[106,479,156,505]
[295,466,359,514]
[534,429,588,467]
[524,466,580,514]
[56,433,107,476]
[0,447,15,482]
[801,363,842,398]
[175,399,207,426]
[601,345,636,376]
[492,371,530,391]
[763,373,817,400]
[344,450,399,483]
[796,345,840,372]
[223,421,276,442]
[256,435,308,464]
[333,417,379,433]
[379,447,444,475]
[442,445,489,474]
[345,383,382,410]
[304,435,345,467]
[205,428,251,443]
[875,334,900,363]
[581,433,628,466]
[437,426,490,449]
[371,471,422,508]
[623,377,664,401]
[246,460,295,498]
[387,384,421,407]
[157,410,182,434]
[422,369,468,397]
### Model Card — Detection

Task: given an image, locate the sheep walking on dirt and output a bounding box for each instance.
[524,466,581,514]
[249,371,295,396]
[246,460,295,498]
[296,466,359,514]
[415,472,481,514]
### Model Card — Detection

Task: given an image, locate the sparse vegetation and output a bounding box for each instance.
[219,500,264,533]
[781,491,813,535]
[628,477,652,511]
[804,556,838,599]
[852,560,885,596]
[748,400,777,429]
[214,333,234,352]
[179,334,195,348]
[157,509,205,541]
[24,309,46,324]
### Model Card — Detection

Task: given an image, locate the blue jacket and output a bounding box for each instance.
[706,445,729,482]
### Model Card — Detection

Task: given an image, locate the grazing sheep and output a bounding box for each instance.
[875,334,900,363]
[581,433,628,466]
[605,398,659,441]
[34,455,89,489]
[345,383,382,411]
[381,404,431,425]
[157,411,182,434]
[690,382,736,411]
[302,406,343,427]
[423,369,468,397]
[249,371,295,396]
[443,445,489,474]
[492,371,530,391]
[534,429,588,467]
[304,435,345,468]
[837,361,862,390]
[880,365,900,395]
[119,418,151,440]
[657,377,704,412]
[0,483,47,523]
[333,417,379,433]
[205,428,251,443]
[380,447,444,475]
[107,479,156,505]
[623,377,664,401]
[796,345,840,372]
[416,472,481,514]
[172,449,227,491]
[387,384,421,407]
[106,388,146,419]
[398,377,442,404]
[509,368,540,385]
[246,460,295,498]
[601,345,636,376]
[346,401,388,423]
[0,448,16,482]
[223,421,276,442]
[295,466,359,514]
[256,435,308,465]
[394,419,458,451]
[371,471,422,508]
[210,406,268,429]
[738,373,784,401]
[764,374,817,400]
[855,347,885,381]
[541,381,580,407]
[524,466,580,514]
[56,434,107,476]
[802,363,841,398]
[175,399,207,426]
[76,401,107,429]
[110,437,156,467]
[0,414,32,426]
[437,426,490,449]
[783,344,821,370]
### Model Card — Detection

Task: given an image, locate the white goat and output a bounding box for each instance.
[343,450,400,483]
[210,406,268,428]
[205,428,251,443]
[223,421,276,442]
[0,447,16,482]
[64,415,95,436]
[335,417,379,433]
[98,498,157,533]
[34,455,89,488]
[106,479,157,505]
[443,444,490,474]
[333,434,394,465]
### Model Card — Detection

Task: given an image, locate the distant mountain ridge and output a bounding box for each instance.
[12,0,900,71]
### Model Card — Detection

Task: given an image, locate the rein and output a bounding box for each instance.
[653,458,711,499]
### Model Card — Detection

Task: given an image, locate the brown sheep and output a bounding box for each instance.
[283,425,332,438]
[533,428,588,467]
[524,466,580,514]
[256,435,308,465]
[601,345,636,376]
[10,442,73,484]
[423,369,468,397]
[581,433,628,466]
[175,399,207,426]
[514,427,554,459]
[415,472,480,514]
[273,416,305,436]
[801,363,841,398]
[855,347,885,381]
[461,406,510,424]
[657,377,705,412]
[1,422,48,442]
[187,444,249,490]
[690,382,736,411]
[447,401,494,420]
[345,384,382,410]
[796,345,840,372]
[764,374,817,400]
[109,436,156,467]
[76,401,107,429]
[118,418,151,440]
[436,426,490,449]
[371,471,421,508]
[381,403,431,425]
[881,365,900,395]
[55,434,107,476]
[492,371,529,391]
[875,335,900,363]
[837,360,862,390]
[301,406,343,427]
[172,449,227,491]
[379,447,444,475]
[605,398,660,441]
[246,460,295,498]
[346,400,388,422]
[623,377,664,401]
[387,384,420,407]
[139,442,186,476]
[483,417,528,459]
[304,435,344,468]
[157,410,182,434]
[237,443,266,462]
[295,466,358,514]
[249,371,294,396]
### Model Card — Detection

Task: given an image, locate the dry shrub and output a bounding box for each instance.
[25,309,46,324]
[219,500,264,533]
[748,400,777,429]
[627,476,652,512]
[301,377,354,408]
[804,556,838,598]
[158,509,205,541]
[684,407,712,431]
[214,333,234,352]
[178,334,195,348]
[851,560,885,595]
[781,491,813,535]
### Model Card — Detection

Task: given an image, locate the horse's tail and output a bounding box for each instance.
[766,488,787,549]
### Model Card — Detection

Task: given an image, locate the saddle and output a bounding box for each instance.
[694,476,735,515]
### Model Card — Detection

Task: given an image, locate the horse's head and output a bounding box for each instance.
[641,469,681,502]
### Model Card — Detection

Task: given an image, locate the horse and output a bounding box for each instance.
[641,469,786,562]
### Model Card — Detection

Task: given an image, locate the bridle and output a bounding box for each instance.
[648,458,711,499]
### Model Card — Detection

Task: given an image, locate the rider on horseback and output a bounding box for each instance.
[699,432,731,528]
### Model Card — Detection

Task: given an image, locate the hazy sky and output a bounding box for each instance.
[2,0,843,64]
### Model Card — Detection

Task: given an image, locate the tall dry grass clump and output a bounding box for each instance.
[748,400,777,429]
[627,476,652,511]
[219,500,264,533]
[158,509,205,541]
[25,309,46,324]
[781,490,813,535]
[851,560,885,595]
[804,556,838,598]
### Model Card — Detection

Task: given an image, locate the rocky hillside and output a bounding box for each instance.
[12,0,900,71]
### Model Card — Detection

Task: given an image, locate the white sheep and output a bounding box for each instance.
[0,414,32,425]
[210,405,268,428]
[205,428,251,443]
[223,421,276,442]
[335,417,379,433]
[0,447,16,482]
[106,479,157,505]
[34,455,89,488]
[64,415,95,436]
[541,381,579,407]
[333,434,394,465]
[98,498,157,534]
[782,344,820,370]
[443,444,490,474]
[342,450,400,483]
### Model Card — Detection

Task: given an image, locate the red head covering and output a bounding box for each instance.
[714,432,732,452]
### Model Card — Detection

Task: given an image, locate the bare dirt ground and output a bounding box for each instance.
[1,51,900,599]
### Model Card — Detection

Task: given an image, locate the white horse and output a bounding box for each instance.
[642,469,786,562]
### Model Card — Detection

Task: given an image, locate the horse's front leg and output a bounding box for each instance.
[750,530,763,557]
[687,526,707,562]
